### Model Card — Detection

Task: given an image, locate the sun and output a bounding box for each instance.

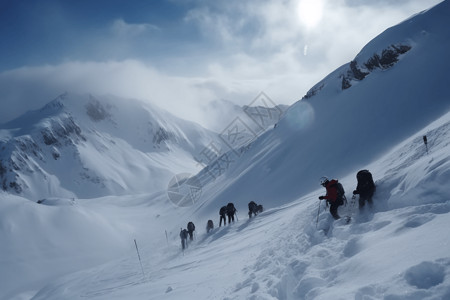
[297,0,324,29]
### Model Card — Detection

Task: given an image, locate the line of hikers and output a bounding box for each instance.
[318,169,376,220]
[179,201,264,249]
[180,169,376,249]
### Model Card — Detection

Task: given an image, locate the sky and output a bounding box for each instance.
[0,0,443,128]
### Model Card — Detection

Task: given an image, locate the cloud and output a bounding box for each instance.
[0,0,442,130]
[0,60,254,129]
[181,0,442,96]
[111,19,160,37]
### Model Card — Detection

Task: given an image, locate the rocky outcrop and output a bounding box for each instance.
[0,114,85,195]
[341,44,412,90]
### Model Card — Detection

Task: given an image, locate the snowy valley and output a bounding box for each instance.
[1,1,450,300]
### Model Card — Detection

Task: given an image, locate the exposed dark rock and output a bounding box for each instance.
[304,83,325,100]
[341,76,352,90]
[350,60,369,81]
[365,45,412,70]
[52,151,60,160]
[341,44,412,90]
[153,127,172,145]
[86,96,111,122]
[42,129,58,145]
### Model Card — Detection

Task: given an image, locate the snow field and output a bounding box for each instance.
[1,109,450,300]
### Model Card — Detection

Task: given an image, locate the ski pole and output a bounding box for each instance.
[134,239,145,278]
[345,195,357,223]
[316,200,321,228]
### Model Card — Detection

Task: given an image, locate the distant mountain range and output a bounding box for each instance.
[0,92,285,200]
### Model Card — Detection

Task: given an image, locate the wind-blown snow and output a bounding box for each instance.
[1,1,450,300]
[10,109,448,300]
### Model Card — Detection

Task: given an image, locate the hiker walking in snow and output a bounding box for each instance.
[226,202,237,224]
[187,222,195,241]
[248,201,263,218]
[180,228,188,250]
[219,206,227,227]
[318,176,345,220]
[206,220,214,233]
[353,170,376,208]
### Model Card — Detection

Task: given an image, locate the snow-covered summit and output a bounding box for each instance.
[0,93,220,199]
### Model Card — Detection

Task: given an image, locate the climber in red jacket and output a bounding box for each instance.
[318,176,345,220]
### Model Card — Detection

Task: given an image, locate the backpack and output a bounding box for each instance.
[220,206,227,215]
[256,204,264,213]
[248,201,257,212]
[207,220,214,229]
[333,181,346,205]
[187,222,195,231]
[227,203,236,214]
[357,170,374,186]
[336,182,345,198]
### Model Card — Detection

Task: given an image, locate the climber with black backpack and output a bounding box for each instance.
[180,228,188,250]
[248,201,263,218]
[226,202,237,224]
[219,206,227,227]
[318,176,345,220]
[187,222,195,241]
[353,170,376,208]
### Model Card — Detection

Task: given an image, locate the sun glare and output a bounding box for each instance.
[297,0,324,29]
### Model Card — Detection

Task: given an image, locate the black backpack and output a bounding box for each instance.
[256,204,264,213]
[331,180,346,205]
[207,220,214,228]
[357,170,374,184]
[248,201,257,211]
[220,206,227,215]
[357,170,375,192]
[336,181,345,198]
[187,222,195,231]
[227,202,236,214]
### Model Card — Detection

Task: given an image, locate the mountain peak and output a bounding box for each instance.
[40,92,68,114]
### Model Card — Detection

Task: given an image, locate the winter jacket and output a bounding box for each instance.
[323,179,339,202]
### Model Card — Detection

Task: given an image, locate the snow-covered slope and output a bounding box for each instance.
[1,1,450,300]
[193,0,450,212]
[0,93,220,199]
[7,103,450,300]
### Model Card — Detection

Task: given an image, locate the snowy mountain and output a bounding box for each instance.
[1,1,450,300]
[192,0,450,212]
[0,93,221,199]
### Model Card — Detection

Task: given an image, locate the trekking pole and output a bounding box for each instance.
[316,200,321,229]
[345,195,357,223]
[165,230,169,247]
[134,239,145,278]
[423,135,428,154]
[235,210,239,222]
